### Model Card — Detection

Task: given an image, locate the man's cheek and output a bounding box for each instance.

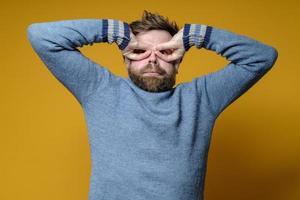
[157,58,173,67]
[131,59,147,66]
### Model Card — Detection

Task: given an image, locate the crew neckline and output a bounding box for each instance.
[123,78,175,100]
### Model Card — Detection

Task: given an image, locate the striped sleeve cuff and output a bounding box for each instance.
[101,19,130,50]
[183,24,212,51]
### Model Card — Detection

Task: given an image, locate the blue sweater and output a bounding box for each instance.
[27,19,278,200]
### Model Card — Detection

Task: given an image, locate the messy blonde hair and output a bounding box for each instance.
[122,10,179,61]
[130,10,179,36]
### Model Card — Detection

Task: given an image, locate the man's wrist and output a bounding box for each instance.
[102,19,130,50]
[183,23,212,51]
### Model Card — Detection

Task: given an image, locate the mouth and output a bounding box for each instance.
[143,72,161,76]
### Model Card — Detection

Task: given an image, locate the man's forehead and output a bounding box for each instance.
[135,30,172,48]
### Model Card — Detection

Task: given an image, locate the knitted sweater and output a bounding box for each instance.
[27,19,278,200]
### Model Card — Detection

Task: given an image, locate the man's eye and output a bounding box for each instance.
[160,50,172,55]
[133,49,146,54]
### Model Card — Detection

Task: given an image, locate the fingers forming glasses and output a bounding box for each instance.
[124,49,152,60]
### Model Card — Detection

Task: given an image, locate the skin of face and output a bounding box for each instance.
[124,30,179,93]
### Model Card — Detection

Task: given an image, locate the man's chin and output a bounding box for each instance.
[128,73,173,92]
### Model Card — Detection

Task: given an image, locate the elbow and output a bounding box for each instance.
[264,45,279,70]
[27,24,38,44]
[27,23,40,41]
[27,23,46,43]
[26,23,49,53]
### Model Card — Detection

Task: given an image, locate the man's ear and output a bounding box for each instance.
[175,63,179,74]
[174,57,183,73]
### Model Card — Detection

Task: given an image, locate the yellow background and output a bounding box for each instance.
[1,0,299,199]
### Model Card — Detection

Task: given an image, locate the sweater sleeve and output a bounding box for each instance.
[26,19,130,105]
[183,24,278,117]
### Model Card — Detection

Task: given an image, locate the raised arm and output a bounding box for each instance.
[26,19,130,105]
[156,24,278,117]
[185,24,278,116]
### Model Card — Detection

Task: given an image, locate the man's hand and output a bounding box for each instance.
[122,30,152,61]
[153,28,185,64]
[122,28,186,72]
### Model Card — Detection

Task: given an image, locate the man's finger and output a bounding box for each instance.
[124,53,139,60]
[154,41,176,51]
[134,50,152,60]
[155,50,181,62]
[124,50,151,60]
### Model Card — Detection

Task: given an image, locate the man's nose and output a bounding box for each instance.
[148,49,158,63]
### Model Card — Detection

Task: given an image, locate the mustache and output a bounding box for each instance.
[143,63,165,74]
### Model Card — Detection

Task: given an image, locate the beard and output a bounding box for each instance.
[128,63,176,93]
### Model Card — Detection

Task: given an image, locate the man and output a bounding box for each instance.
[27,10,278,200]
[121,11,183,93]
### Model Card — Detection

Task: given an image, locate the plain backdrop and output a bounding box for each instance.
[0,0,299,200]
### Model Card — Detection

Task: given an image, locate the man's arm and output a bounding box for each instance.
[183,24,278,117]
[26,19,130,105]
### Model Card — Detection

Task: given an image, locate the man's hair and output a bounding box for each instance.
[129,10,179,36]
[122,10,179,62]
